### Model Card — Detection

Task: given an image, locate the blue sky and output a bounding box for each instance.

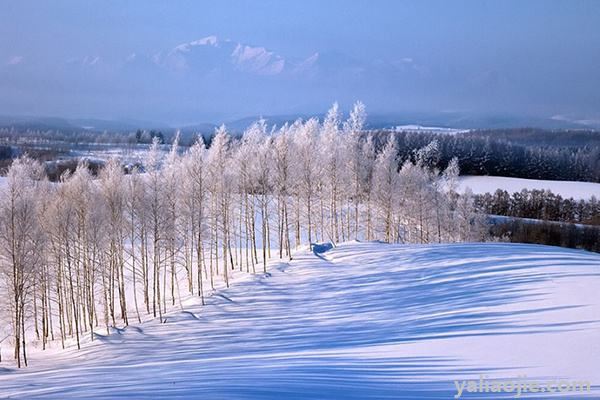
[1,0,599,125]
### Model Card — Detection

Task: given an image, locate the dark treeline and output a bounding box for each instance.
[1,127,599,182]
[475,189,600,226]
[0,145,13,170]
[44,159,106,182]
[0,145,69,173]
[463,128,600,149]
[490,218,600,253]
[371,129,600,182]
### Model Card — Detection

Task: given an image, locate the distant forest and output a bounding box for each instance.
[489,218,600,253]
[475,189,599,226]
[1,127,599,183]
[375,128,600,183]
[475,188,600,253]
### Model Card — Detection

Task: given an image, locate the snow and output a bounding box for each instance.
[293,52,319,74]
[192,35,219,46]
[176,36,220,51]
[0,242,599,398]
[459,175,600,200]
[231,44,285,75]
[393,125,469,134]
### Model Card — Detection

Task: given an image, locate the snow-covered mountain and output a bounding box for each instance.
[153,35,318,76]
[7,34,597,126]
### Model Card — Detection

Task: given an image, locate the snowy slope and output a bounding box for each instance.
[393,125,469,134]
[0,242,599,399]
[459,175,600,200]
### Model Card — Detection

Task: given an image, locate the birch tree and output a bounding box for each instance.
[0,157,44,367]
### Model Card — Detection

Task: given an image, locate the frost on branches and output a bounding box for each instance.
[0,102,485,367]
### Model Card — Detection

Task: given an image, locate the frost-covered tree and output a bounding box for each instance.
[293,118,321,244]
[145,138,166,321]
[206,125,232,287]
[0,157,44,367]
[125,165,144,321]
[372,134,400,242]
[0,103,491,368]
[361,134,377,240]
[181,135,208,302]
[162,133,183,307]
[321,103,344,243]
[246,119,272,273]
[99,158,128,327]
[343,101,367,240]
[272,124,293,260]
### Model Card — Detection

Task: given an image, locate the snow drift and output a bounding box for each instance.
[0,242,598,399]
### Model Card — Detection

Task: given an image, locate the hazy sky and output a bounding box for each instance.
[1,0,599,125]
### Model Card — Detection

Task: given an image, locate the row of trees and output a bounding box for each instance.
[462,128,600,149]
[0,103,485,367]
[3,125,599,182]
[490,219,600,253]
[0,128,136,146]
[476,189,600,226]
[134,130,166,144]
[387,130,600,183]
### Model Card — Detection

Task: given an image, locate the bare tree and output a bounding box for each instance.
[2,103,490,368]
[0,157,44,367]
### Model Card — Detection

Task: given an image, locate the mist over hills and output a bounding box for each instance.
[3,32,600,127]
[1,110,597,137]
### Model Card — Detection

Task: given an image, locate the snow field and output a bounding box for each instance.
[459,175,600,200]
[0,241,599,399]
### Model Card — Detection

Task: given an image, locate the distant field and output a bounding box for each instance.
[459,175,600,200]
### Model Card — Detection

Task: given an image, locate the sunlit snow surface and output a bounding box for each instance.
[1,242,599,399]
[459,175,600,200]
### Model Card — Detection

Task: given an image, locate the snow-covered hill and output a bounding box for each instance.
[459,175,600,200]
[0,242,598,399]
